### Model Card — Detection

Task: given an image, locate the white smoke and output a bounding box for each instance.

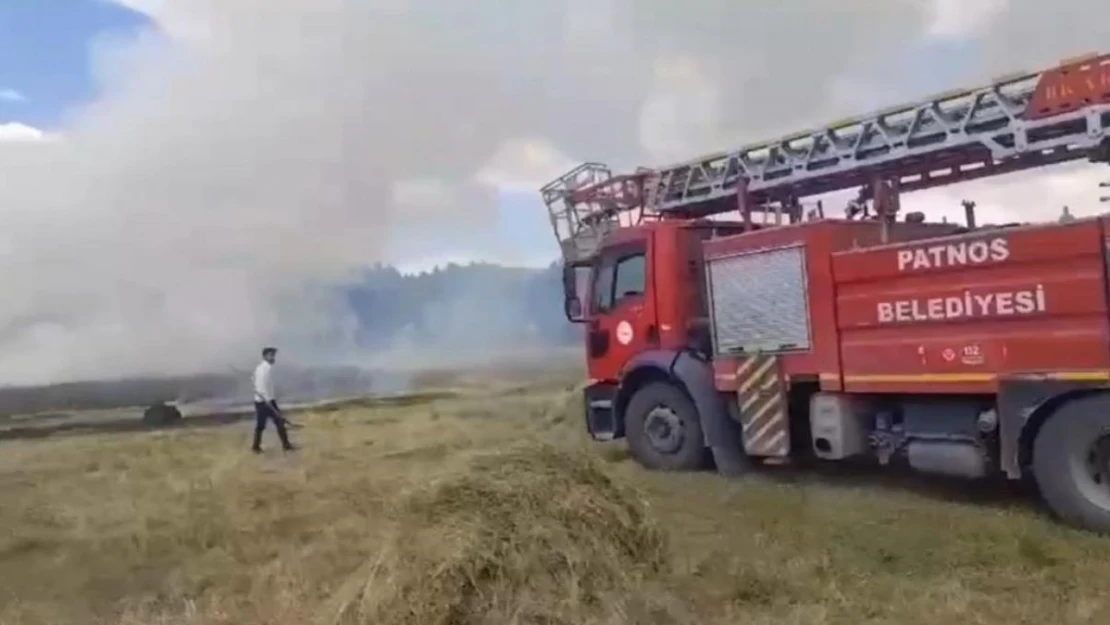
[0,0,1106,384]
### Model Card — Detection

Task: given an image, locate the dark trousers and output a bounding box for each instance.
[253,401,292,450]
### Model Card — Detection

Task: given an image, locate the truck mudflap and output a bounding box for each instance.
[732,354,791,458]
[996,374,1110,478]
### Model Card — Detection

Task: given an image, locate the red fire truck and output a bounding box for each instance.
[540,52,1110,532]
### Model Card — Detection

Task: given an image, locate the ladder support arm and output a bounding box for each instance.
[540,52,1110,261]
[649,52,1110,214]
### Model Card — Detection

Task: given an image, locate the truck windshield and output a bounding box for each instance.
[591,246,647,314]
[612,254,645,300]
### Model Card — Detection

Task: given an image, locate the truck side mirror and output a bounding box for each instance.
[562,263,587,323]
[564,297,584,322]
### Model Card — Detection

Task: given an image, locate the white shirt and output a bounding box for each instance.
[252,361,276,403]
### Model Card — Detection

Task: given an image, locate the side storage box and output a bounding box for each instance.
[809,392,871,460]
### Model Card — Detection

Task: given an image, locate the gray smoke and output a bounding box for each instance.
[0,0,1106,385]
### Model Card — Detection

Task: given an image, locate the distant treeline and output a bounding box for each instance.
[0,263,580,417]
[343,261,580,350]
[0,374,238,417]
[0,367,384,418]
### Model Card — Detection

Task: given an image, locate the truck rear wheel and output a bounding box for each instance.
[1032,394,1110,533]
[624,382,708,471]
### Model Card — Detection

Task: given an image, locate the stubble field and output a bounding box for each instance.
[1,364,1110,625]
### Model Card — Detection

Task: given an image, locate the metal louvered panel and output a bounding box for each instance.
[706,245,811,354]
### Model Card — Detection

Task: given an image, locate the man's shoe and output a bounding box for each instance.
[251,447,263,454]
[283,445,298,452]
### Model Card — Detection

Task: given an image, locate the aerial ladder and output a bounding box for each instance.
[542,52,1110,263]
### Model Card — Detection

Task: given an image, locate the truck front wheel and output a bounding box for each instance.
[624,382,708,471]
[1032,393,1110,533]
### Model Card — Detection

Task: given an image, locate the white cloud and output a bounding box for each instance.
[638,55,722,163]
[905,164,1110,226]
[476,138,577,193]
[0,0,1103,384]
[0,122,51,142]
[0,89,26,103]
[925,0,1011,40]
[390,178,454,211]
[108,0,212,42]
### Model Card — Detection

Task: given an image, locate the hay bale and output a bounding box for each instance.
[141,402,182,426]
[328,444,692,625]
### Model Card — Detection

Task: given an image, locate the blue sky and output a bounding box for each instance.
[0,1,151,129]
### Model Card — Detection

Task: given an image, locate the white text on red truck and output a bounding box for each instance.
[877,285,1046,323]
[896,237,1010,271]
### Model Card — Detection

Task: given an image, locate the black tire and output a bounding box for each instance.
[1032,394,1110,533]
[624,382,709,471]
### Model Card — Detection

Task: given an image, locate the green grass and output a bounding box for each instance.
[0,369,1108,624]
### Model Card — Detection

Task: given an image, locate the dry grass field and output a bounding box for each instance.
[2,364,1110,625]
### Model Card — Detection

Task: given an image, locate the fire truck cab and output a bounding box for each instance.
[544,52,1110,532]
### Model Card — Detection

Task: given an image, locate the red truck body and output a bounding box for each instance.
[546,52,1110,532]
[705,218,1110,396]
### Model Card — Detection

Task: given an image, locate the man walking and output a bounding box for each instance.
[251,346,295,453]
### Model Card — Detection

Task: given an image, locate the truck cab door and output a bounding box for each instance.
[586,237,654,383]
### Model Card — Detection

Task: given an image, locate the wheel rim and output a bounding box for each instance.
[1069,432,1110,511]
[643,404,685,454]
